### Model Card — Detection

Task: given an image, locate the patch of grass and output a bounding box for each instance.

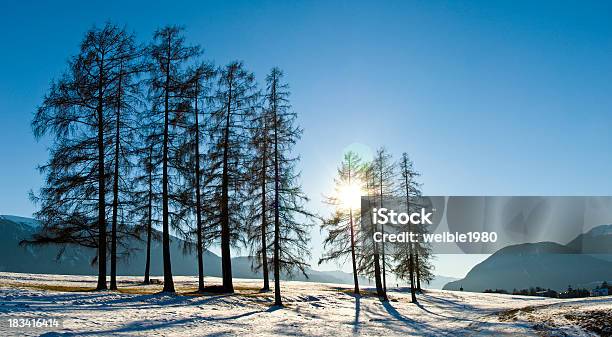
[234,285,265,292]
[3,282,96,292]
[117,287,161,295]
[498,306,535,321]
[336,288,379,297]
[564,310,612,336]
[2,282,274,299]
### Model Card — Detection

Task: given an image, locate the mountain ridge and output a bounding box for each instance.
[443,224,612,292]
[0,214,371,286]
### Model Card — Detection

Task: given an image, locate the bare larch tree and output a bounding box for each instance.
[29,23,136,291]
[320,151,364,295]
[148,25,200,293]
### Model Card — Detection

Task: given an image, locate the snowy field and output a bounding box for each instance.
[0,272,611,336]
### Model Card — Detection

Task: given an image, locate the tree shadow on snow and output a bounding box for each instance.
[379,299,460,336]
[353,294,361,335]
[419,293,485,314]
[48,306,278,336]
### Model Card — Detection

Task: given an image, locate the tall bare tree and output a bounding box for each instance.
[208,61,258,293]
[266,68,315,306]
[245,93,274,291]
[107,30,146,290]
[29,23,137,290]
[320,151,364,295]
[148,25,200,293]
[179,63,216,291]
[394,152,421,302]
[372,147,395,294]
[358,163,387,300]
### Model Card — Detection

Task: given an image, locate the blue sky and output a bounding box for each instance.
[1,0,612,278]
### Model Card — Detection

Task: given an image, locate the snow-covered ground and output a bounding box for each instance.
[0,272,610,336]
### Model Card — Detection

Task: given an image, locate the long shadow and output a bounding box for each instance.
[52,306,281,336]
[419,293,484,313]
[414,301,475,322]
[0,292,115,314]
[0,291,233,315]
[0,291,111,303]
[91,292,231,309]
[199,306,278,321]
[266,305,283,313]
[54,317,211,336]
[380,300,448,336]
[381,300,417,325]
[352,294,361,335]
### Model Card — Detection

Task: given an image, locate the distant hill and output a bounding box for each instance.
[566,224,612,261]
[443,225,612,292]
[0,215,367,285]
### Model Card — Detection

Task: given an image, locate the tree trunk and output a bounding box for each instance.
[110,121,119,290]
[409,243,416,301]
[381,224,387,293]
[220,72,234,293]
[368,178,385,300]
[379,172,387,294]
[144,146,153,285]
[143,146,153,284]
[405,173,416,303]
[161,38,175,293]
[415,251,422,292]
[96,53,107,291]
[110,68,122,291]
[347,161,359,295]
[349,208,359,295]
[194,82,205,292]
[272,79,282,306]
[261,141,270,291]
[373,250,385,300]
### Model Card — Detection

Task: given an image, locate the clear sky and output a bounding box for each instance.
[1,0,612,278]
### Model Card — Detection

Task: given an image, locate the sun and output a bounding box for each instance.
[338,182,363,210]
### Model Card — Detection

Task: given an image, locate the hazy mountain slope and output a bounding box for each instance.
[0,215,358,285]
[443,234,612,292]
[0,215,220,276]
[0,216,97,275]
[566,224,612,262]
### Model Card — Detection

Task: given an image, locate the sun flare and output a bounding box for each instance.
[338,182,363,210]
